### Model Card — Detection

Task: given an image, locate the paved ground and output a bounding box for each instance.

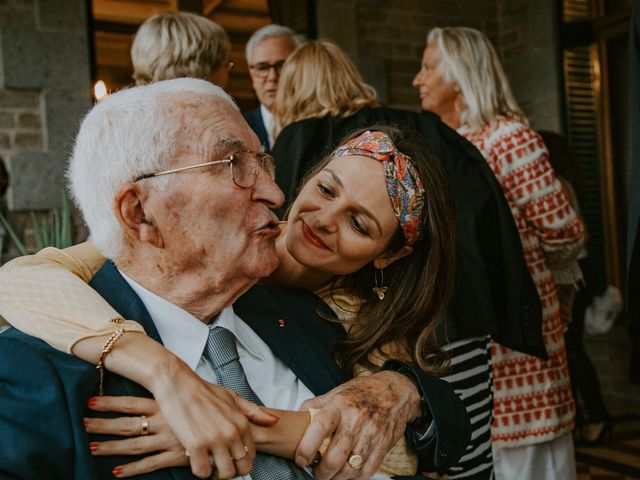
[575,405,640,479]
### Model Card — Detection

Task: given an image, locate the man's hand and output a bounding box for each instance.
[296,371,422,480]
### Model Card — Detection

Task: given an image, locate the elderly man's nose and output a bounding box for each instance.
[253,173,284,208]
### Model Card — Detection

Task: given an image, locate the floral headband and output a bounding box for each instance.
[331,130,426,245]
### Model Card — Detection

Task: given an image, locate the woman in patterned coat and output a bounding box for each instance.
[413,26,585,479]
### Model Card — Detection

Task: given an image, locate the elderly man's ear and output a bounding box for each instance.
[114,184,164,248]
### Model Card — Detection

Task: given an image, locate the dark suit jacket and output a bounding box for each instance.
[628,2,640,383]
[0,260,469,479]
[243,107,270,151]
[272,107,545,359]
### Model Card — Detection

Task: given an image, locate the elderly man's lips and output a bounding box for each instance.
[301,221,328,250]
[254,218,281,237]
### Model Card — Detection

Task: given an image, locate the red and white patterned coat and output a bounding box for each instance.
[459,117,584,447]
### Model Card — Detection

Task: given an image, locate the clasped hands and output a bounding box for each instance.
[85,370,421,479]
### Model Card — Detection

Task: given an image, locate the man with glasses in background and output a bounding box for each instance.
[244,24,301,150]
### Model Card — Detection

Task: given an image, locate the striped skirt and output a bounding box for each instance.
[438,336,494,479]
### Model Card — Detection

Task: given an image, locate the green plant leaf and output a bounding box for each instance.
[53,209,60,248]
[0,211,28,256]
[61,193,71,247]
[30,212,44,250]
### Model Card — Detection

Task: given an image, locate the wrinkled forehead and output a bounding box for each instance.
[164,93,259,160]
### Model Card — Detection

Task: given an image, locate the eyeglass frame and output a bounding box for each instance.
[134,150,276,189]
[249,60,286,79]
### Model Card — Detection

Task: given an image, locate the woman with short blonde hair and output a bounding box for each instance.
[273,40,377,134]
[131,12,232,87]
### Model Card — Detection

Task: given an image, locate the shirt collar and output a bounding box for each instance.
[260,104,275,148]
[216,304,264,360]
[117,269,263,369]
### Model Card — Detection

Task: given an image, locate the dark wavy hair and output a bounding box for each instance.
[294,125,456,376]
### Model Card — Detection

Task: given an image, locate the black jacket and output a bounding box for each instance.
[243,106,270,152]
[272,107,546,358]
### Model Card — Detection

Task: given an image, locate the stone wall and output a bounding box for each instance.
[497,0,563,132]
[0,0,92,212]
[315,0,563,130]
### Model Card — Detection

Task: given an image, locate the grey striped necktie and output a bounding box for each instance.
[204,325,313,480]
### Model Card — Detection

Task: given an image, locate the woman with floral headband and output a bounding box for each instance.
[0,126,465,478]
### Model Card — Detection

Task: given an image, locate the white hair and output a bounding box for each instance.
[68,78,239,259]
[427,27,526,129]
[245,24,303,64]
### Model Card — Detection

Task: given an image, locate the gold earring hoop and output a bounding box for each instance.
[372,268,388,301]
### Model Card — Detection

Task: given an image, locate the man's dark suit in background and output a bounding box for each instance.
[628,1,640,384]
[243,108,270,151]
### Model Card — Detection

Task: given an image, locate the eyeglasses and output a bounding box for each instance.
[249,60,286,79]
[134,151,276,189]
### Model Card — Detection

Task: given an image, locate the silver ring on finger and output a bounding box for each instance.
[348,453,364,469]
[140,415,149,436]
[232,445,249,462]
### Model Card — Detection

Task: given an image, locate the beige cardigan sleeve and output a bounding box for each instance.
[0,241,145,353]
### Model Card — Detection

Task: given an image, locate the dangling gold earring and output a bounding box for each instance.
[372,268,388,301]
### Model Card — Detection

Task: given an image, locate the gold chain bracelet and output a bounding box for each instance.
[96,327,125,395]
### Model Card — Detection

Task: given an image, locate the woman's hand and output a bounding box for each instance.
[78,333,278,478]
[85,394,265,479]
[85,396,189,477]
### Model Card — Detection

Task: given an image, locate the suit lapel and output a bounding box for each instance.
[234,285,346,395]
[89,261,194,480]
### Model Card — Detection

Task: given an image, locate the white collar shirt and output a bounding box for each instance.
[260,104,275,149]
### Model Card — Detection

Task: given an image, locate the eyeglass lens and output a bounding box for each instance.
[231,152,276,188]
[251,61,286,78]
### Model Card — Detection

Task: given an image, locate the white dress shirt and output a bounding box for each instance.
[119,270,392,480]
[260,104,275,149]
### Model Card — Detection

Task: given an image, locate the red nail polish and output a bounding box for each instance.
[90,442,99,452]
[112,466,123,476]
[83,419,89,429]
[88,397,97,407]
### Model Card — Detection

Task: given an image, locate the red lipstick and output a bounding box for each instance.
[301,221,328,250]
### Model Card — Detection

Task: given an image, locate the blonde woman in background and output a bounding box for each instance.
[131,11,233,88]
[413,26,585,479]
[272,39,378,135]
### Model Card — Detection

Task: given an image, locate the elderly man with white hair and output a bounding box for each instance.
[0,78,467,480]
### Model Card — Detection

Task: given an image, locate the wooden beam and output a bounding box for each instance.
[222,0,269,14]
[94,31,134,68]
[208,11,271,34]
[93,0,177,24]
[203,0,225,16]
